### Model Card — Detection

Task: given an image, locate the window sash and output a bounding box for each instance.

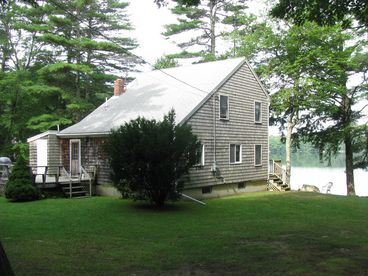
[220,95,229,119]
[230,144,241,164]
[255,101,262,123]
[196,144,205,166]
[255,144,262,166]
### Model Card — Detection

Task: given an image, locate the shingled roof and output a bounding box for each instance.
[59,57,250,137]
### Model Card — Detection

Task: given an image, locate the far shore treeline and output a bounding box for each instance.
[269,136,345,168]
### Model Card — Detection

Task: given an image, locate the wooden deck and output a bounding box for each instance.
[31,166,96,198]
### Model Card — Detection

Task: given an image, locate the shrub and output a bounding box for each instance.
[106,110,200,207]
[5,155,40,202]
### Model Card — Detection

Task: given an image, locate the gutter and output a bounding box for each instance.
[57,132,110,138]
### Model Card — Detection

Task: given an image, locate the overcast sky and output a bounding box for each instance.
[127,0,178,65]
[127,0,268,66]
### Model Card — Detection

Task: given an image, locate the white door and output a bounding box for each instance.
[70,140,81,176]
[37,139,48,174]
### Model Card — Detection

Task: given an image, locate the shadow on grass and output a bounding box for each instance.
[126,200,197,213]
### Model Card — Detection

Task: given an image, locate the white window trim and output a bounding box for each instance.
[229,144,242,164]
[254,101,262,124]
[219,94,229,120]
[254,144,262,166]
[195,144,205,167]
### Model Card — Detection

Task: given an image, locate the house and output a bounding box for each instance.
[28,57,269,198]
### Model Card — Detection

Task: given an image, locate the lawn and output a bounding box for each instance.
[0,192,368,275]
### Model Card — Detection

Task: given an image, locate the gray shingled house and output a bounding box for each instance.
[28,58,269,198]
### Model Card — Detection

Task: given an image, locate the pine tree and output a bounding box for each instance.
[5,154,41,202]
[163,0,248,61]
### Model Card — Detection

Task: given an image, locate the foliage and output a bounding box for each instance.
[154,0,200,7]
[153,55,178,69]
[1,193,368,274]
[106,110,201,207]
[271,0,368,29]
[163,0,249,61]
[0,0,139,156]
[0,69,67,156]
[5,154,40,202]
[223,13,274,66]
[269,136,345,167]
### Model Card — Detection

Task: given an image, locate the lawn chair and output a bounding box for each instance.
[321,182,333,194]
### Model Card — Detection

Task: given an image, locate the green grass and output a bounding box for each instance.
[1,192,368,275]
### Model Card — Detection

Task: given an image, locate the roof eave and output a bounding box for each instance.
[57,132,110,138]
[27,130,59,143]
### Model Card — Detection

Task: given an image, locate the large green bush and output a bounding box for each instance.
[5,155,40,202]
[106,110,200,207]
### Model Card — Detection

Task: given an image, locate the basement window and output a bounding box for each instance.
[219,95,229,120]
[202,186,212,194]
[238,182,246,189]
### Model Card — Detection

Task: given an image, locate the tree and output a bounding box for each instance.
[163,0,248,61]
[154,0,201,7]
[223,13,274,65]
[105,110,201,207]
[0,0,139,156]
[270,0,368,195]
[37,0,138,121]
[0,68,69,156]
[5,153,41,202]
[271,0,368,29]
[153,55,178,69]
[258,22,367,195]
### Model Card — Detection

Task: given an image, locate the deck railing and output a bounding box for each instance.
[30,165,95,197]
[269,160,290,186]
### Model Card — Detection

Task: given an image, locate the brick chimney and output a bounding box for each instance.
[114,78,124,96]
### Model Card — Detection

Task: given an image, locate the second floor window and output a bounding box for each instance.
[220,95,229,119]
[255,101,262,123]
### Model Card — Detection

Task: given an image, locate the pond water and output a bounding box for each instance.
[290,167,368,197]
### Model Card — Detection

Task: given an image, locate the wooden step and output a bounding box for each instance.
[62,186,84,191]
[64,191,87,197]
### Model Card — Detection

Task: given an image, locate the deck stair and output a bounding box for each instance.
[59,180,87,198]
[31,166,95,198]
[268,160,290,192]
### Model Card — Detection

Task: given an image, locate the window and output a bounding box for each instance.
[255,101,262,123]
[230,144,242,164]
[202,186,212,194]
[196,144,205,166]
[219,95,229,119]
[255,145,262,166]
[238,182,246,189]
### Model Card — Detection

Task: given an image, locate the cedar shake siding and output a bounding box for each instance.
[29,140,37,174]
[47,134,60,174]
[81,138,110,184]
[184,62,268,189]
[61,137,110,184]
[61,139,70,171]
[28,132,61,175]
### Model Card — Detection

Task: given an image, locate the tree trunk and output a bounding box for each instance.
[342,95,355,195]
[345,135,355,195]
[285,112,297,186]
[285,119,292,186]
[209,1,216,55]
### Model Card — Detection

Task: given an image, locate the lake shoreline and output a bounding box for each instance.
[290,167,367,197]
